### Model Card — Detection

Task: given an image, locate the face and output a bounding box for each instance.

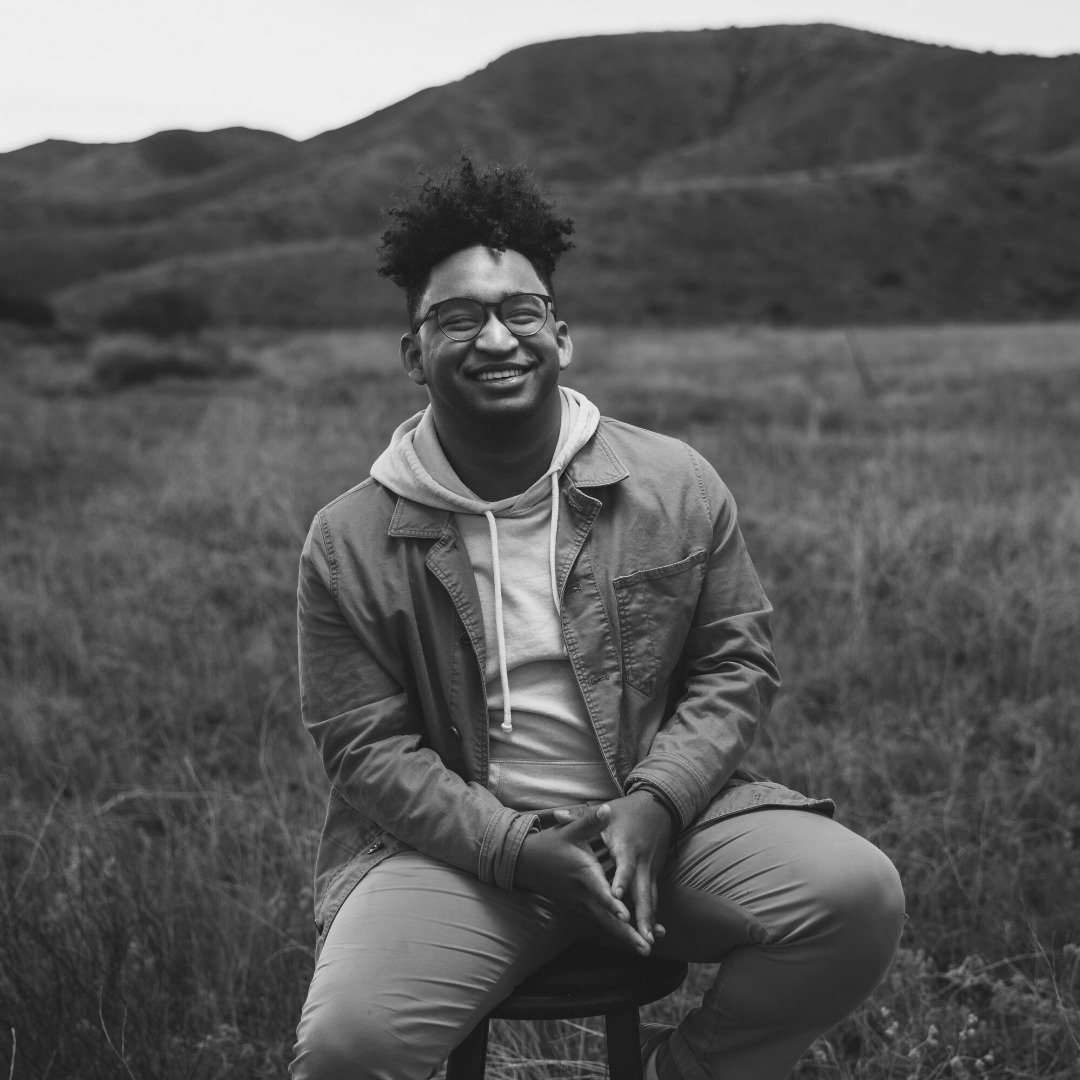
[399,246,573,435]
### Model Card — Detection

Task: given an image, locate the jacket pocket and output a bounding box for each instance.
[614,549,707,696]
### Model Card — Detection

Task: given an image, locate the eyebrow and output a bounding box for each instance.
[428,291,534,305]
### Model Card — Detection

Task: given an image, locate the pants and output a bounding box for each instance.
[290,809,905,1080]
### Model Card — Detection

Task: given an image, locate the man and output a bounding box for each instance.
[291,157,904,1080]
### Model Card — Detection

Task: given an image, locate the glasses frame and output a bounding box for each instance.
[412,293,556,340]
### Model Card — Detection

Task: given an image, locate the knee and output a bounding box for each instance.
[819,838,906,984]
[291,1000,403,1080]
[849,842,905,945]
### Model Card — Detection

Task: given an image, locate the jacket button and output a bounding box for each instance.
[449,726,461,740]
[459,633,471,648]
[364,841,383,855]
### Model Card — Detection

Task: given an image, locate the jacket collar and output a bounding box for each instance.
[387,425,628,538]
[563,426,629,488]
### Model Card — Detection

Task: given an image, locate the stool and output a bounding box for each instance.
[445,940,688,1080]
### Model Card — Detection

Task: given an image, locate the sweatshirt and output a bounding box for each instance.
[369,387,621,810]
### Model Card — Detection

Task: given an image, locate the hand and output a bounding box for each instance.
[514,803,653,954]
[600,791,674,947]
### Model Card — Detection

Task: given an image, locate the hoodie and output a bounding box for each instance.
[369,386,622,811]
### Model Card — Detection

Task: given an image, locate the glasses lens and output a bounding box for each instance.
[498,294,548,335]
[437,299,485,340]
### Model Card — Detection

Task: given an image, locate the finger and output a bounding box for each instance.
[610,860,634,901]
[604,918,652,955]
[590,906,652,955]
[578,860,632,923]
[552,805,587,825]
[633,867,658,943]
[575,861,650,955]
[589,839,610,860]
[592,843,615,882]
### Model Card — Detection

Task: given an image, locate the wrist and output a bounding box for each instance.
[513,830,537,890]
[627,786,679,833]
[513,816,560,888]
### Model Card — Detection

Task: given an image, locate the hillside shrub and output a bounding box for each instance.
[87,333,247,389]
[98,290,210,338]
[0,289,56,329]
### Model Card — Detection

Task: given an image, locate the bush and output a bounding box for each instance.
[0,289,56,328]
[98,290,210,338]
[88,334,245,388]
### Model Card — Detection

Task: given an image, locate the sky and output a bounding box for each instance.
[3,0,1079,154]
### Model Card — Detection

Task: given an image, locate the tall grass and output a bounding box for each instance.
[1,322,1078,1077]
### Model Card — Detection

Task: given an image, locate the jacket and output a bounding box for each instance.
[297,415,833,948]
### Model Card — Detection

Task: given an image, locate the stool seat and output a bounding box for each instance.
[446,940,688,1080]
[492,939,689,1019]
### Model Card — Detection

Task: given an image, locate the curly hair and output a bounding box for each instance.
[376,154,575,328]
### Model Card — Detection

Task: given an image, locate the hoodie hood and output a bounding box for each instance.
[370,386,599,515]
[370,386,600,734]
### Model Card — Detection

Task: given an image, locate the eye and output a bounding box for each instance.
[438,300,482,331]
[502,296,546,325]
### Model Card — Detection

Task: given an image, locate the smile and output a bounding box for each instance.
[475,368,528,382]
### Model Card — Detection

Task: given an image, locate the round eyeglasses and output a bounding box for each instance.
[413,293,554,341]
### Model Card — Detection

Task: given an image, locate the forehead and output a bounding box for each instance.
[423,246,545,307]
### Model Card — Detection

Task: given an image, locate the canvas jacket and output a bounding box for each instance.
[298,416,833,948]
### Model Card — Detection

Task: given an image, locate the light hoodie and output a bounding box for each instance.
[369,386,621,811]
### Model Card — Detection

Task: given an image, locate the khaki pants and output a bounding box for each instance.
[291,809,904,1080]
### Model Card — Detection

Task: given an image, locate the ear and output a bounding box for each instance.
[555,320,573,372]
[400,333,427,385]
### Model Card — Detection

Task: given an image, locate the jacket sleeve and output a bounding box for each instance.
[625,446,781,830]
[297,514,537,891]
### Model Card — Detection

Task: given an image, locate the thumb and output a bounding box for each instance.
[557,802,610,841]
[551,804,588,825]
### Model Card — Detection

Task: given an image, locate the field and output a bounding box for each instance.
[1,320,1079,1079]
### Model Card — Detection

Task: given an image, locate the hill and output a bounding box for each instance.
[4,24,1080,327]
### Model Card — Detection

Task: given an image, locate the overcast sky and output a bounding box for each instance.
[3,0,1079,154]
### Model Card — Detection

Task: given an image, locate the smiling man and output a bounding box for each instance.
[290,157,905,1080]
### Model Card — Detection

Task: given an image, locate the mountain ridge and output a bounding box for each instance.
[4,24,1080,327]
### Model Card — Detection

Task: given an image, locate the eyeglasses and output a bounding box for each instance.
[412,293,554,341]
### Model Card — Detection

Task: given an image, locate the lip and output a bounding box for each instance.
[469,364,531,384]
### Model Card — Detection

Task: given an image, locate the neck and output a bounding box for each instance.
[433,399,561,501]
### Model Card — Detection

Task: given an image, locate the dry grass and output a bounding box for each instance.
[1,320,1078,1078]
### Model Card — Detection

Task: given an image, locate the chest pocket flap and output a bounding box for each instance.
[614,549,707,696]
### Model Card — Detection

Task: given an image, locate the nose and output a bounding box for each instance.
[473,310,518,353]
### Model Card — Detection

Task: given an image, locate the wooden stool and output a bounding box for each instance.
[445,940,688,1080]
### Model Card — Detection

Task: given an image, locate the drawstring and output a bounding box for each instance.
[549,472,561,613]
[486,473,563,736]
[485,510,513,733]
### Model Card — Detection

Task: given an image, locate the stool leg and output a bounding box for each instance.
[446,1018,490,1080]
[605,1007,644,1080]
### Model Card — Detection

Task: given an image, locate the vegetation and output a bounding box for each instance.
[97,289,211,338]
[1,321,1078,1078]
[0,289,55,329]
[11,27,1080,327]
[87,333,247,388]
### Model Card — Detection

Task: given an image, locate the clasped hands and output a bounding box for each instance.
[513,791,674,955]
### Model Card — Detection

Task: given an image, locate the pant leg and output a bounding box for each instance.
[652,809,905,1080]
[290,850,582,1080]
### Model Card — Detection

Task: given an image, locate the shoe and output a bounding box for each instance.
[640,1023,675,1080]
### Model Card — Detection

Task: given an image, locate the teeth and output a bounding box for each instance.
[477,369,525,381]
